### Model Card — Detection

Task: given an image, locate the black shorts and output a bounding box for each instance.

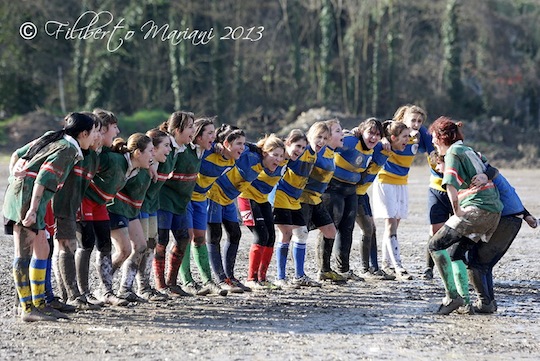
[428,188,452,225]
[273,207,306,227]
[55,217,78,240]
[300,202,333,231]
[357,194,373,218]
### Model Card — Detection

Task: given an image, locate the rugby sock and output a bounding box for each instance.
[75,248,92,295]
[431,249,458,299]
[248,244,263,281]
[369,236,379,270]
[321,237,334,272]
[292,242,306,278]
[96,251,114,294]
[166,246,184,287]
[258,246,274,281]
[223,240,239,279]
[152,252,166,290]
[389,234,403,268]
[119,257,138,294]
[29,257,48,308]
[207,243,226,282]
[275,242,289,280]
[179,242,194,285]
[52,248,67,301]
[193,244,212,284]
[452,260,470,304]
[59,250,80,301]
[136,248,153,292]
[13,258,32,312]
[468,268,491,305]
[45,256,55,303]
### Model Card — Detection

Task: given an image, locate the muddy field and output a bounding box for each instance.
[0,165,539,361]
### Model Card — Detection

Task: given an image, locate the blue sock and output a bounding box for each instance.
[223,241,239,279]
[206,243,226,282]
[370,241,379,270]
[293,242,306,278]
[45,257,54,303]
[275,242,289,280]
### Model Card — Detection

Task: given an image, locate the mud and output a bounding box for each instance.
[1,166,539,361]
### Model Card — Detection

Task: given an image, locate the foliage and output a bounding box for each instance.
[118,109,170,137]
[1,0,540,132]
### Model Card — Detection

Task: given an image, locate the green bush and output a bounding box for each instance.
[118,110,170,137]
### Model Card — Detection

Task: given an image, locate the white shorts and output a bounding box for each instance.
[372,181,409,219]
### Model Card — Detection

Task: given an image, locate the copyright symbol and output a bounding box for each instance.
[19,22,38,40]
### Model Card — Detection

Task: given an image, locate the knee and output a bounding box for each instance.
[277,228,292,243]
[207,223,223,245]
[292,227,309,245]
[224,221,241,244]
[193,236,206,247]
[147,237,157,250]
[133,242,147,255]
[154,244,166,258]
[117,247,132,262]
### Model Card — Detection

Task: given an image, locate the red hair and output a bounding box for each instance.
[428,116,464,146]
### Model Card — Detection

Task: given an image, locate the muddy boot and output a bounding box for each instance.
[75,248,92,295]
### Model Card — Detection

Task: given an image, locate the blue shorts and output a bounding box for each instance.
[138,211,156,219]
[157,210,189,231]
[109,212,135,230]
[188,200,208,231]
[427,187,452,225]
[207,200,239,224]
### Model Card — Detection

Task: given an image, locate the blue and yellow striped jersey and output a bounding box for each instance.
[274,146,317,210]
[333,134,374,184]
[299,146,335,205]
[377,125,434,185]
[192,143,235,202]
[208,148,264,206]
[356,142,392,195]
[240,159,288,203]
[427,153,445,192]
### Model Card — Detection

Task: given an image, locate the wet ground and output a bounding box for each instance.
[1,166,539,360]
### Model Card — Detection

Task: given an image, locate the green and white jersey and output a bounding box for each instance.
[85,148,138,205]
[442,141,503,214]
[53,149,99,219]
[159,144,201,214]
[107,170,152,218]
[3,135,82,229]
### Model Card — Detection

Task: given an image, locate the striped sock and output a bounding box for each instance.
[29,257,48,308]
[13,258,32,312]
